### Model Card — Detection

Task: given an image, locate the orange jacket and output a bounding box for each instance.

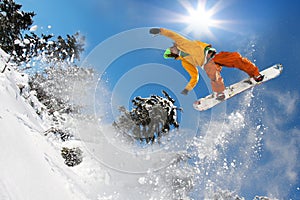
[160,28,210,67]
[159,28,260,93]
[160,28,210,91]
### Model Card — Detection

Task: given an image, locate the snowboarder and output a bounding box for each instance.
[150,28,264,100]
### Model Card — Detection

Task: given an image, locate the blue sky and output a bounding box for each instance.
[17,0,300,199]
[18,0,300,92]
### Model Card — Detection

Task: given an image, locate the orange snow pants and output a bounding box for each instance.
[204,52,260,93]
[181,59,199,91]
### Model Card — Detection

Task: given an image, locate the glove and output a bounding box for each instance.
[181,89,189,95]
[149,28,160,35]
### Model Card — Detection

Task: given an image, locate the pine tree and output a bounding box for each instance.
[0,0,35,58]
[28,64,97,115]
[61,147,83,167]
[0,0,85,65]
[113,91,181,144]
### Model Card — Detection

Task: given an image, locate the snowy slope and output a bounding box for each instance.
[0,55,171,200]
[0,49,181,200]
[0,50,89,200]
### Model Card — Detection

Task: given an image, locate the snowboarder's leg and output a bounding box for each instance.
[181,59,199,91]
[212,52,260,77]
[203,60,225,93]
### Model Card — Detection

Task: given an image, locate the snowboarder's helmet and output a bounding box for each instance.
[163,48,172,59]
[205,46,216,52]
[205,46,216,53]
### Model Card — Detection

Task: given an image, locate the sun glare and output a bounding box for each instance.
[186,6,213,32]
[173,0,229,38]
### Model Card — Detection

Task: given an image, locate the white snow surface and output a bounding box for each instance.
[0,48,298,200]
[0,63,69,199]
[0,50,106,200]
[0,49,183,200]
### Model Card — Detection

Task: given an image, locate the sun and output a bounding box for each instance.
[172,0,230,38]
[188,8,213,28]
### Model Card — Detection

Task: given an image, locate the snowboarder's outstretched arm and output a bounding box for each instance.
[150,28,193,49]
[149,28,209,58]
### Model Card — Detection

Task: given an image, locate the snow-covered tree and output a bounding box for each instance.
[0,0,84,66]
[28,64,97,116]
[0,0,34,55]
[113,90,181,143]
[61,147,83,167]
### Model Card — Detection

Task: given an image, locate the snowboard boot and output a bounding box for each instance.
[181,88,189,95]
[254,74,264,82]
[216,92,225,101]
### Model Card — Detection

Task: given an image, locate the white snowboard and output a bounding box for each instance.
[193,64,283,111]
